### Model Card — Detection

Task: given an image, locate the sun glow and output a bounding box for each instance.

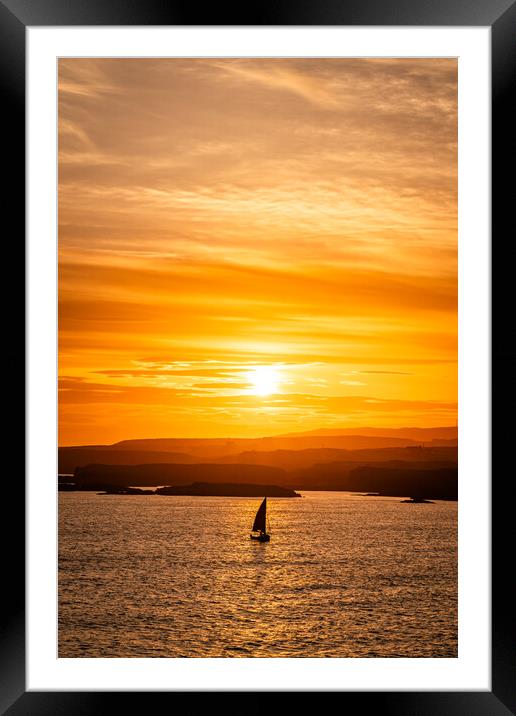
[57,59,458,444]
[247,365,281,397]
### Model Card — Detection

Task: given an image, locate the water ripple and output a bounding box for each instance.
[59,492,457,657]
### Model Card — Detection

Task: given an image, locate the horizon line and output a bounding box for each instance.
[58,424,459,449]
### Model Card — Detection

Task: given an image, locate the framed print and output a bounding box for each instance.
[3,0,514,712]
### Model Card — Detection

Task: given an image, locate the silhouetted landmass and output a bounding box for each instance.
[288,457,457,490]
[214,446,457,470]
[67,460,457,500]
[58,482,144,492]
[59,427,457,469]
[59,442,457,474]
[344,467,457,500]
[401,497,435,504]
[59,427,458,500]
[288,465,455,499]
[279,426,457,441]
[107,426,457,453]
[106,434,424,454]
[99,487,155,495]
[156,482,300,497]
[72,462,286,487]
[58,448,196,474]
[59,481,299,497]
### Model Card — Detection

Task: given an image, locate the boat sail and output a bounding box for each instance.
[250,497,271,542]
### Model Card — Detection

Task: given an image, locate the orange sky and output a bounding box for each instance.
[58,58,457,445]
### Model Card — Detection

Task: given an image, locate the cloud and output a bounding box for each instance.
[360,370,413,375]
[58,58,457,443]
[212,61,342,109]
[59,376,456,417]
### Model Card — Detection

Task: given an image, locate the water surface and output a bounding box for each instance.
[59,491,457,657]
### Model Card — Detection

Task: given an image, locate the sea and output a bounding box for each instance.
[58,491,457,658]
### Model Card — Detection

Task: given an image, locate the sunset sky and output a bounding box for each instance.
[58,58,457,445]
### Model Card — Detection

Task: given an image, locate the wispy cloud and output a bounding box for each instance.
[212,61,342,109]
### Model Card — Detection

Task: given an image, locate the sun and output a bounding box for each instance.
[247,365,281,397]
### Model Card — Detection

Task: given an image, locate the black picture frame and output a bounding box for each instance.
[4,0,514,712]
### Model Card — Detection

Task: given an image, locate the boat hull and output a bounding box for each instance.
[250,533,271,542]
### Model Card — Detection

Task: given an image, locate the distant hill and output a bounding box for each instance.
[101,434,426,455]
[58,448,196,474]
[214,446,457,471]
[59,427,457,472]
[60,480,300,498]
[156,482,300,497]
[59,443,457,474]
[278,426,458,441]
[288,458,457,491]
[344,466,457,500]
[277,462,456,497]
[68,457,457,499]
[72,462,287,487]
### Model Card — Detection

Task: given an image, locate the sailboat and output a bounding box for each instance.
[250,497,271,542]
